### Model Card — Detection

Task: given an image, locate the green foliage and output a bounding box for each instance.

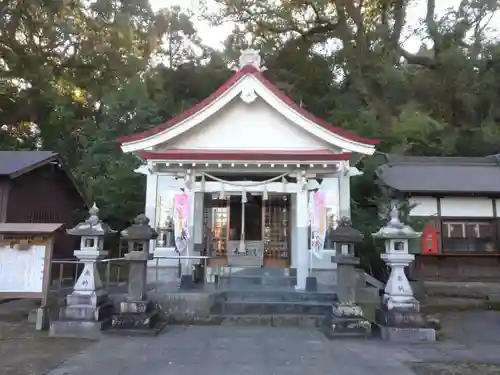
[2,0,500,272]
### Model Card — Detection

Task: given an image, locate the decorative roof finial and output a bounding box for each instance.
[239,49,265,71]
[66,202,116,236]
[389,205,401,227]
[89,202,99,217]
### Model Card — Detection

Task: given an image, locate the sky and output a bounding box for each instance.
[149,0,493,52]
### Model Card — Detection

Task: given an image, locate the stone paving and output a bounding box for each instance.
[46,311,500,375]
[48,326,418,375]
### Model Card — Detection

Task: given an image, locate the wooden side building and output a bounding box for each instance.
[0,151,89,259]
[377,155,500,281]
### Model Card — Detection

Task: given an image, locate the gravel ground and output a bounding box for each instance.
[0,301,94,375]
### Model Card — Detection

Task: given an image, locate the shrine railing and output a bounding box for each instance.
[50,254,217,296]
[50,257,129,296]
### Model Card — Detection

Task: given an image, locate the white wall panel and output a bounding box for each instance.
[440,197,493,217]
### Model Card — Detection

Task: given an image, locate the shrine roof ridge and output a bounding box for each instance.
[116,64,379,147]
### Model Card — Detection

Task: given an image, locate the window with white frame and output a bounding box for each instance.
[155,176,181,248]
[442,220,496,253]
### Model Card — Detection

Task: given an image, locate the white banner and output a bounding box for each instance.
[310,190,327,259]
[173,192,189,253]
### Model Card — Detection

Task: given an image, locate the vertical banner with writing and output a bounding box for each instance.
[174,193,189,253]
[310,190,327,259]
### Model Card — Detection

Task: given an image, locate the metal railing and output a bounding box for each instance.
[50,254,218,296]
[50,257,128,296]
[151,255,217,286]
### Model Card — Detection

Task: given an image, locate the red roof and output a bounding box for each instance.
[117,64,379,145]
[138,149,350,162]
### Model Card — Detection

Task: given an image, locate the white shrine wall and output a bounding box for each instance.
[146,171,348,275]
[155,98,339,153]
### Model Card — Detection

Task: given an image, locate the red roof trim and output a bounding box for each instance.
[138,150,351,162]
[117,65,379,145]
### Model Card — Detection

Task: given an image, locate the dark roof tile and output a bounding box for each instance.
[0,151,58,176]
[377,155,500,194]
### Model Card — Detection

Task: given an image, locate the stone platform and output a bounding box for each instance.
[375,307,436,342]
[105,300,166,336]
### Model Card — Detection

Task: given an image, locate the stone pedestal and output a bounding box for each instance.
[324,255,371,338]
[325,303,372,338]
[106,251,166,336]
[50,250,112,338]
[375,305,436,342]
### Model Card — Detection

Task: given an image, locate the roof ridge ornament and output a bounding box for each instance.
[239,49,266,71]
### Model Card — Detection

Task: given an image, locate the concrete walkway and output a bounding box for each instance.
[48,327,418,375]
[46,310,500,375]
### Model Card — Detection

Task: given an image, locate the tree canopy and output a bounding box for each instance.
[1,0,500,265]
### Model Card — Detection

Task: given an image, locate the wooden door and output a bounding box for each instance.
[263,195,290,267]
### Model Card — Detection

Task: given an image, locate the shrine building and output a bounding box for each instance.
[117,49,379,290]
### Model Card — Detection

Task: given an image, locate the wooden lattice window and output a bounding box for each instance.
[203,195,229,257]
[264,195,290,261]
[442,220,496,253]
[29,211,59,223]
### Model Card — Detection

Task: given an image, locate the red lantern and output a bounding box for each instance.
[420,224,438,255]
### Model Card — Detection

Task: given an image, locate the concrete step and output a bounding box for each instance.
[212,300,332,315]
[220,290,337,303]
[223,268,294,277]
[218,275,297,288]
[210,314,327,327]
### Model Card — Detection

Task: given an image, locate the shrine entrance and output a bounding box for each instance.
[204,193,290,268]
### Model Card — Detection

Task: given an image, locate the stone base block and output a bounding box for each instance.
[379,326,436,342]
[110,310,159,330]
[305,277,317,292]
[119,300,152,314]
[49,318,111,339]
[324,315,372,339]
[103,321,167,337]
[375,308,427,328]
[60,302,113,321]
[66,292,107,307]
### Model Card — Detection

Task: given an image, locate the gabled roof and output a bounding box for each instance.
[0,151,58,177]
[0,151,90,206]
[117,64,379,155]
[377,155,500,194]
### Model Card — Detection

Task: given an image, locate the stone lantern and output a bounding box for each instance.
[120,214,157,303]
[330,217,363,303]
[372,206,435,342]
[325,217,371,338]
[67,203,116,304]
[109,214,164,335]
[50,203,116,338]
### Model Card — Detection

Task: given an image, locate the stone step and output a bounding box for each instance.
[218,275,297,288]
[220,268,294,277]
[212,301,332,315]
[220,290,337,303]
[211,314,327,327]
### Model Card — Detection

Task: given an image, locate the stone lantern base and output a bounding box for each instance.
[105,251,166,336]
[375,303,436,342]
[324,302,372,339]
[323,255,372,338]
[50,292,114,339]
